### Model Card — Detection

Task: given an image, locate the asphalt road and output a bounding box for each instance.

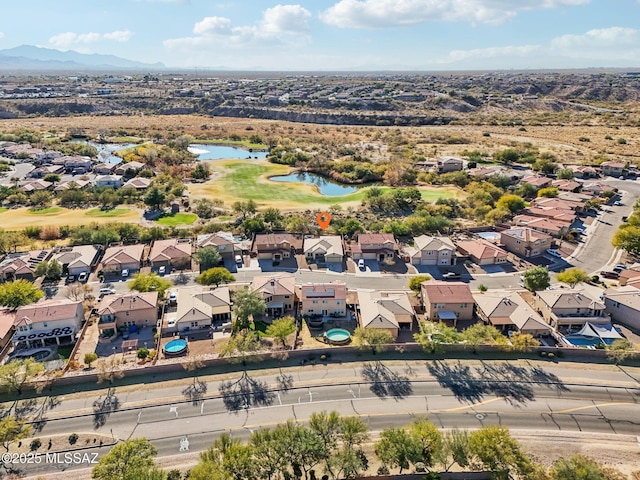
[11,361,640,477]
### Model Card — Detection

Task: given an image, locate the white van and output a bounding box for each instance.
[235,255,243,264]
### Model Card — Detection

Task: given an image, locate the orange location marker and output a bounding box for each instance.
[316,212,331,230]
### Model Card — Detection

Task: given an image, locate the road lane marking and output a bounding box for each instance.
[437,397,504,412]
[554,402,630,414]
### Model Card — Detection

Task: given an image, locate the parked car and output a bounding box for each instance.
[99,287,116,296]
[78,272,88,282]
[158,266,166,275]
[235,254,243,264]
[66,275,76,284]
[546,249,562,258]
[358,259,365,270]
[614,201,623,206]
[169,291,177,304]
[442,272,461,280]
[600,271,620,279]
[121,269,129,278]
[615,264,627,270]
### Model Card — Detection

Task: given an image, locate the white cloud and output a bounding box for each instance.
[320,0,590,28]
[0,32,4,40]
[551,27,639,49]
[164,4,311,50]
[49,30,134,49]
[442,44,541,63]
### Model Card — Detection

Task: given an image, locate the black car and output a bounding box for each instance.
[600,271,620,280]
[66,275,77,284]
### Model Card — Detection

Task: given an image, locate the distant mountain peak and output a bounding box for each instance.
[0,45,165,71]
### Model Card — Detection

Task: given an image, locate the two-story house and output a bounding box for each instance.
[101,244,145,276]
[352,233,397,262]
[436,156,464,173]
[251,273,296,318]
[421,280,475,325]
[499,227,552,258]
[600,161,626,177]
[197,232,241,261]
[534,288,609,330]
[97,292,158,338]
[603,286,640,331]
[300,281,347,317]
[12,299,84,349]
[94,175,124,189]
[253,233,302,261]
[149,239,192,272]
[357,289,414,338]
[407,235,456,266]
[303,236,344,265]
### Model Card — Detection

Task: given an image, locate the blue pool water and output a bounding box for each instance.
[477,232,500,243]
[563,335,614,347]
[324,328,351,343]
[271,172,358,196]
[189,144,268,160]
[164,339,188,354]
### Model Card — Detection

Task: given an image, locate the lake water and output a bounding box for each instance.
[270,172,358,196]
[75,141,137,164]
[189,144,268,160]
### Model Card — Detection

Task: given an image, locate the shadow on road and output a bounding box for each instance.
[361,361,413,400]
[93,388,120,428]
[427,360,571,405]
[219,371,275,412]
[182,379,208,406]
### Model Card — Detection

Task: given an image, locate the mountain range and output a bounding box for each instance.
[0,45,165,71]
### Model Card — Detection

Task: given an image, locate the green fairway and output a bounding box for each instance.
[156,213,198,226]
[190,160,459,210]
[85,208,131,217]
[28,207,63,215]
[0,207,8,214]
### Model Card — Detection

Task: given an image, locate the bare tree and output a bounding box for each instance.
[96,357,125,385]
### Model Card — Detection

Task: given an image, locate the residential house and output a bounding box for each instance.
[351,233,397,261]
[406,235,456,266]
[0,310,16,352]
[500,227,552,258]
[0,249,52,281]
[95,174,124,189]
[29,165,64,179]
[93,163,118,175]
[473,290,552,336]
[603,286,640,330]
[54,179,92,191]
[420,280,475,325]
[303,236,344,265]
[253,233,302,261]
[123,177,152,190]
[533,288,609,329]
[13,299,84,349]
[600,161,626,177]
[149,239,192,271]
[61,156,92,174]
[97,292,158,336]
[581,182,618,196]
[115,161,146,176]
[533,197,585,214]
[300,281,347,317]
[51,245,102,277]
[101,244,145,275]
[551,179,582,192]
[521,207,577,224]
[22,179,52,192]
[618,267,640,286]
[456,239,508,265]
[436,156,464,173]
[357,289,414,338]
[512,215,570,238]
[166,286,232,333]
[197,232,240,260]
[521,176,552,189]
[251,273,296,318]
[567,165,598,179]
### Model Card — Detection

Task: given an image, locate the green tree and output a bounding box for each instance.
[265,317,296,348]
[92,227,121,246]
[413,320,460,353]
[352,327,394,355]
[338,218,364,238]
[438,428,471,472]
[0,417,30,452]
[197,267,235,287]
[407,418,443,468]
[220,330,261,364]
[263,207,283,228]
[557,168,575,180]
[509,332,541,351]
[249,428,288,480]
[375,427,419,473]
[612,224,640,256]
[460,323,508,353]
[43,173,61,184]
[232,289,266,332]
[516,182,538,198]
[144,186,166,211]
[92,438,159,480]
[408,275,431,293]
[118,223,141,243]
[232,200,257,219]
[0,357,45,395]
[496,194,526,213]
[533,158,558,174]
[29,190,53,209]
[493,149,520,164]
[550,454,626,480]
[468,426,533,479]
[194,246,222,272]
[190,162,211,180]
[127,272,172,298]
[523,266,551,292]
[537,187,559,198]
[556,268,590,287]
[84,352,98,367]
[35,259,63,280]
[0,279,44,310]
[606,338,635,365]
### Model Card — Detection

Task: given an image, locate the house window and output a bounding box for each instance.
[313,300,318,304]
[126,312,129,316]
[435,303,446,309]
[191,322,198,327]
[427,251,434,255]
[442,252,448,256]
[309,309,314,313]
[43,322,48,328]
[461,304,468,308]
[284,295,290,299]
[337,301,343,305]
[322,300,327,304]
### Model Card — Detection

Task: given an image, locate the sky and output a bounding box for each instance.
[1,0,640,70]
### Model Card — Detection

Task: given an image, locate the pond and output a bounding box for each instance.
[84,141,137,164]
[270,172,358,196]
[189,144,268,160]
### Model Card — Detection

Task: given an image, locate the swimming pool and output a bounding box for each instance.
[324,328,351,345]
[163,338,188,356]
[477,232,500,243]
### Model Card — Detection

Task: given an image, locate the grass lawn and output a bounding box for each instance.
[28,207,63,215]
[190,160,460,211]
[0,207,7,214]
[56,345,74,360]
[156,212,198,226]
[85,208,131,217]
